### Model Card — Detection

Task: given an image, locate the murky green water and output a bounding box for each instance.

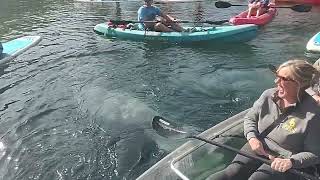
[0,0,319,179]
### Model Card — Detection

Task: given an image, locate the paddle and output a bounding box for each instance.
[109,19,229,25]
[152,115,320,180]
[215,1,312,12]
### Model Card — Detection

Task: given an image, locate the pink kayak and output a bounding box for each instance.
[229,7,277,26]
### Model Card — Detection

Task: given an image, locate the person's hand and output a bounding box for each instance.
[248,137,268,156]
[269,156,293,172]
[268,2,276,7]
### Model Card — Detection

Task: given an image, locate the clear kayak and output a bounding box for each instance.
[1,36,42,65]
[93,23,258,43]
[230,7,277,26]
[306,32,320,53]
[137,110,248,180]
[137,103,320,180]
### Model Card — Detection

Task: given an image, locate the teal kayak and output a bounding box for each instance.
[1,36,42,65]
[93,23,258,43]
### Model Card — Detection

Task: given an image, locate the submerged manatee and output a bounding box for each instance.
[79,87,160,179]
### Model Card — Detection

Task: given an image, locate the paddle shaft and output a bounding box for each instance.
[214,1,312,12]
[190,136,320,180]
[229,4,307,8]
[109,19,228,25]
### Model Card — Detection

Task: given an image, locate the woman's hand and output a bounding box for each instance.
[269,156,293,172]
[248,137,268,156]
[312,94,320,105]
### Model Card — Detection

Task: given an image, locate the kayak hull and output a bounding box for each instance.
[306,32,320,53]
[229,8,277,26]
[93,23,258,43]
[137,110,249,180]
[1,36,42,65]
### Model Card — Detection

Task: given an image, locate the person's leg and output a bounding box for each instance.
[256,7,262,17]
[206,143,263,180]
[247,6,253,18]
[154,22,174,32]
[256,7,267,17]
[248,2,260,18]
[247,2,257,18]
[248,163,302,180]
[156,16,185,32]
[168,23,184,32]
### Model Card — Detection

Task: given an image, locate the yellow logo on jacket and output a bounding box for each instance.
[282,118,296,133]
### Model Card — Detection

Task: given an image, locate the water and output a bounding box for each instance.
[0,0,319,179]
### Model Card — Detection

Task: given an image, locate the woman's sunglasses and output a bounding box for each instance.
[268,64,295,82]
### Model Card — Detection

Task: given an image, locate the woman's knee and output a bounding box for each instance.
[154,22,163,29]
[217,162,251,180]
[248,164,285,180]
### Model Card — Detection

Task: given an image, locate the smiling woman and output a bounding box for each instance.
[208,60,320,180]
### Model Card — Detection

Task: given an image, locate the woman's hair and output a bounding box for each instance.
[277,59,320,101]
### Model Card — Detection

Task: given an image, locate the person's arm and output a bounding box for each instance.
[157,6,177,23]
[159,12,176,23]
[244,91,267,140]
[138,7,144,21]
[290,115,320,168]
[244,90,270,156]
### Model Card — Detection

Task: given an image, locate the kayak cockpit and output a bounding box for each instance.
[137,110,248,180]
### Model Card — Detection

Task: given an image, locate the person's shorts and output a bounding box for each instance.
[138,24,156,31]
[138,21,157,31]
[248,0,270,7]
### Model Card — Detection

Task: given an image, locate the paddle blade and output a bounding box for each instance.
[291,4,312,12]
[152,116,195,139]
[110,20,133,25]
[206,20,229,25]
[215,1,232,8]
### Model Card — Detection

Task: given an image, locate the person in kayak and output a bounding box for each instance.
[208,60,320,180]
[137,0,185,32]
[247,0,271,18]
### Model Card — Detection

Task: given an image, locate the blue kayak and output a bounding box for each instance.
[93,23,258,43]
[1,36,42,65]
[306,32,320,53]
